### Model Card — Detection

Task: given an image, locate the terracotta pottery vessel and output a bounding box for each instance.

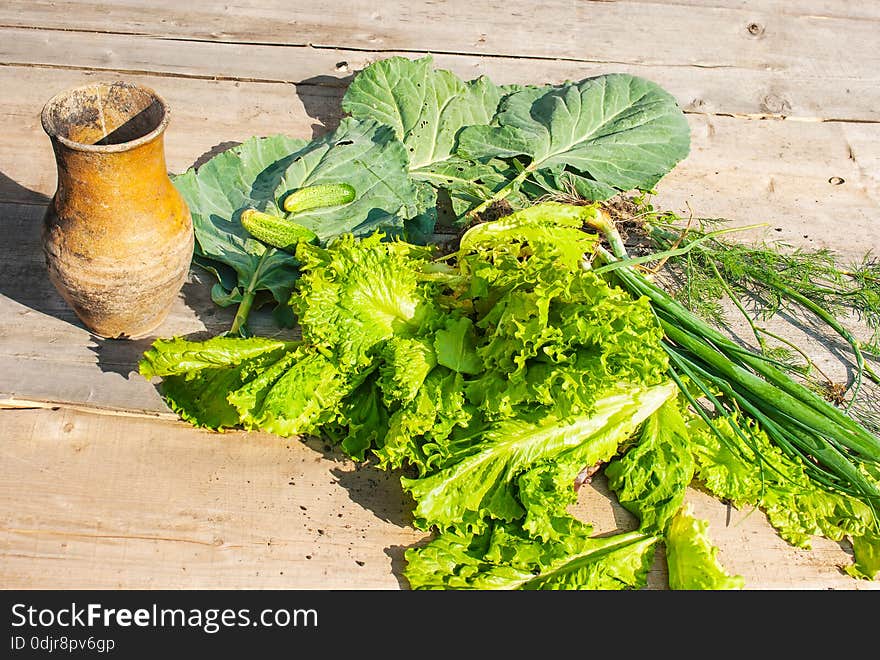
[40,81,193,339]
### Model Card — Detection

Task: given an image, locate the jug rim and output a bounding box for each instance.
[41,81,171,154]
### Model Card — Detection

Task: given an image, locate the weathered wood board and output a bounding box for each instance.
[1,0,878,590]
[2,25,879,122]
[2,406,875,590]
[2,67,877,415]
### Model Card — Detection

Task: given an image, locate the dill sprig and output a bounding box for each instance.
[601,194,880,421]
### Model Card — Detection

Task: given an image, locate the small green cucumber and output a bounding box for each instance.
[282,182,356,214]
[240,208,318,252]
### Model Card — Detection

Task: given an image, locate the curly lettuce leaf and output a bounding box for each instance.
[141,336,357,437]
[292,234,436,369]
[138,336,296,430]
[689,415,878,549]
[374,368,475,473]
[403,381,676,533]
[458,201,598,269]
[225,347,353,437]
[605,397,695,534]
[457,73,690,199]
[376,336,437,405]
[139,336,293,379]
[516,460,585,541]
[846,532,880,581]
[405,520,657,590]
[324,377,390,461]
[155,363,264,430]
[434,316,482,375]
[666,505,744,590]
[463,222,668,420]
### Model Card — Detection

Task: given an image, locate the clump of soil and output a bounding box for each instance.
[472,199,515,225]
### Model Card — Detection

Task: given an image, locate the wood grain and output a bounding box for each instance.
[2,25,879,122]
[1,0,878,590]
[0,407,424,589]
[2,0,877,70]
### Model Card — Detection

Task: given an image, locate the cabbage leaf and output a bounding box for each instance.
[457,73,690,200]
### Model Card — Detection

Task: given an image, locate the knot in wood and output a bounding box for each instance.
[747,22,765,36]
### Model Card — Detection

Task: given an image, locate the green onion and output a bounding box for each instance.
[585,213,880,522]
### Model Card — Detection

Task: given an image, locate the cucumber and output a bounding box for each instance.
[282,182,356,214]
[240,209,318,252]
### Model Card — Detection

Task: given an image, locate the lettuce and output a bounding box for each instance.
[403,382,676,534]
[146,201,880,588]
[666,505,744,590]
[292,234,437,369]
[689,414,878,549]
[142,201,684,589]
[847,532,880,581]
[605,397,695,535]
[404,520,657,590]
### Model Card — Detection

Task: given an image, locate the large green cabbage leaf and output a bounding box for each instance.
[341,55,526,223]
[265,117,420,242]
[173,135,310,320]
[457,73,690,200]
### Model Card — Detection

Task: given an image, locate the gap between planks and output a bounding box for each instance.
[0,398,179,422]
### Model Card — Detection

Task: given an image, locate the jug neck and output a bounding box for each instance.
[51,133,172,208]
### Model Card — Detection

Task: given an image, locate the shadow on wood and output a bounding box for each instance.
[296,74,351,139]
[188,140,242,172]
[0,174,83,324]
[384,537,434,590]
[0,171,52,206]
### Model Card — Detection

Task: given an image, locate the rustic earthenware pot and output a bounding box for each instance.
[40,81,193,339]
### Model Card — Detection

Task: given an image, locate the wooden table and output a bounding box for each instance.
[1,1,878,590]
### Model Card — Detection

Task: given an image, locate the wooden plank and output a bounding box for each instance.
[0,201,288,416]
[660,0,880,20]
[843,122,880,195]
[2,0,878,73]
[0,407,424,589]
[655,115,880,251]
[0,406,874,589]
[3,26,879,121]
[0,65,877,414]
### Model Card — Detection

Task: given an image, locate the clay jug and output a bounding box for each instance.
[40,81,193,339]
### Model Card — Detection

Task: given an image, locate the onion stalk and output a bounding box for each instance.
[584,209,880,521]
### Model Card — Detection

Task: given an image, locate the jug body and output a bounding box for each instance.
[41,81,193,338]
